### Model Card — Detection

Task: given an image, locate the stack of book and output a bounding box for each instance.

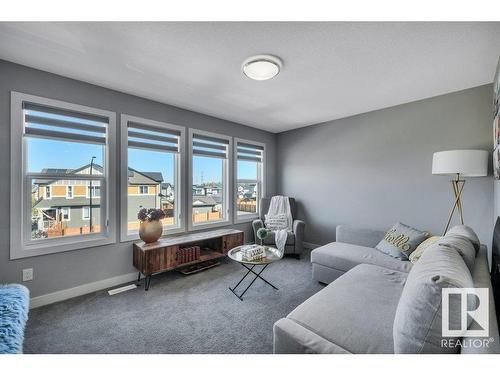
[179,246,201,264]
[240,244,266,261]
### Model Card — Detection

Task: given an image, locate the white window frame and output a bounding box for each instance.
[61,207,71,221]
[82,206,90,220]
[138,185,149,195]
[120,114,185,242]
[45,185,51,199]
[233,138,266,224]
[66,185,73,199]
[188,129,232,231]
[10,92,117,260]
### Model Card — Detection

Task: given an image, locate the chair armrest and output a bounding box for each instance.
[293,219,305,235]
[252,219,264,244]
[335,225,385,248]
[293,220,305,254]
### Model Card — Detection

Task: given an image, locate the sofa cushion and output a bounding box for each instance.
[375,222,429,260]
[264,214,288,231]
[409,236,441,264]
[437,234,476,273]
[446,224,480,254]
[393,243,474,354]
[311,242,412,274]
[263,231,295,246]
[287,264,407,353]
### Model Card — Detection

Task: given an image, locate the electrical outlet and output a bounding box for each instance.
[22,268,33,282]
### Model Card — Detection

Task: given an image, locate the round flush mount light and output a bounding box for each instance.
[242,55,282,81]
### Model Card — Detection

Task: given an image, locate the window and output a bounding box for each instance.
[87,185,101,198]
[82,206,90,220]
[10,92,116,259]
[61,208,70,221]
[120,115,184,241]
[234,139,265,222]
[189,130,231,229]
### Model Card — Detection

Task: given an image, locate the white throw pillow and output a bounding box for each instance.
[264,214,288,231]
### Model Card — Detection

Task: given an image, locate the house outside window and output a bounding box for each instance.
[61,207,70,221]
[10,92,116,259]
[120,114,185,241]
[82,206,90,220]
[87,185,101,198]
[234,139,265,223]
[189,129,232,230]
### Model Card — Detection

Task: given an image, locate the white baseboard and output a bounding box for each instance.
[30,271,138,309]
[303,241,321,250]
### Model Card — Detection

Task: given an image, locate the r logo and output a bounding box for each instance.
[442,288,489,337]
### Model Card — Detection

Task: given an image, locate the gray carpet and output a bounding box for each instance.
[24,250,323,353]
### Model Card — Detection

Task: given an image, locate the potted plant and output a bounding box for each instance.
[256,227,269,246]
[137,208,166,244]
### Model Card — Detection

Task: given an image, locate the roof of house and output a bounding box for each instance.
[128,168,163,184]
[192,195,216,206]
[35,164,104,184]
[33,197,101,209]
[211,194,223,204]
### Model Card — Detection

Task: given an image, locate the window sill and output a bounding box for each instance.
[11,234,116,260]
[120,226,185,243]
[189,219,231,231]
[234,215,260,224]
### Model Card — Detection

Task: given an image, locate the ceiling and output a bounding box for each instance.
[0,22,499,133]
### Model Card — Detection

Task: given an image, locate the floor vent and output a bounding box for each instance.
[108,284,137,295]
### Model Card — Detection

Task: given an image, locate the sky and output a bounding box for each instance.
[26,109,258,184]
[27,139,258,184]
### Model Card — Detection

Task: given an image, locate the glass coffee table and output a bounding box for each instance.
[227,245,283,300]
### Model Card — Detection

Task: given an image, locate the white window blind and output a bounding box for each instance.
[192,133,229,159]
[237,141,264,163]
[23,102,108,145]
[127,121,181,153]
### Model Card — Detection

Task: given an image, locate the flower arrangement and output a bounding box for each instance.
[137,208,166,222]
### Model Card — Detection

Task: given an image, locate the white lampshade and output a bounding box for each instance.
[432,150,488,177]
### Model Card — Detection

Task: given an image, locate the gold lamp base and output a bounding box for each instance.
[443,173,465,235]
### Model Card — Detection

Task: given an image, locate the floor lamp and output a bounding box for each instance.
[432,150,488,235]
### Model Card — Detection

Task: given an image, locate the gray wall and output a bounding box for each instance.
[277,85,494,261]
[0,60,276,297]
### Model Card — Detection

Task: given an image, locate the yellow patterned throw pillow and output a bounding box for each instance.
[409,236,441,264]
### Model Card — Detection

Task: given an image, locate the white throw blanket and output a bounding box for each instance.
[265,196,292,252]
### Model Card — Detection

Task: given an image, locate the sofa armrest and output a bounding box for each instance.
[252,219,264,244]
[293,220,305,254]
[336,225,386,248]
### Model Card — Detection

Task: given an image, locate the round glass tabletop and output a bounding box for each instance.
[228,245,284,265]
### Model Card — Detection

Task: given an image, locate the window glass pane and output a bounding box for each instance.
[237,160,259,216]
[237,181,257,215]
[27,138,104,174]
[127,148,175,233]
[192,155,224,224]
[31,178,101,240]
[237,160,258,180]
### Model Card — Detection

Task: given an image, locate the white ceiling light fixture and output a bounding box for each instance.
[242,55,282,81]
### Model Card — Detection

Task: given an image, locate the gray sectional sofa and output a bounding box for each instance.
[273,225,500,354]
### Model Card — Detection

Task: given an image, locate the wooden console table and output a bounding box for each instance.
[133,228,244,290]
